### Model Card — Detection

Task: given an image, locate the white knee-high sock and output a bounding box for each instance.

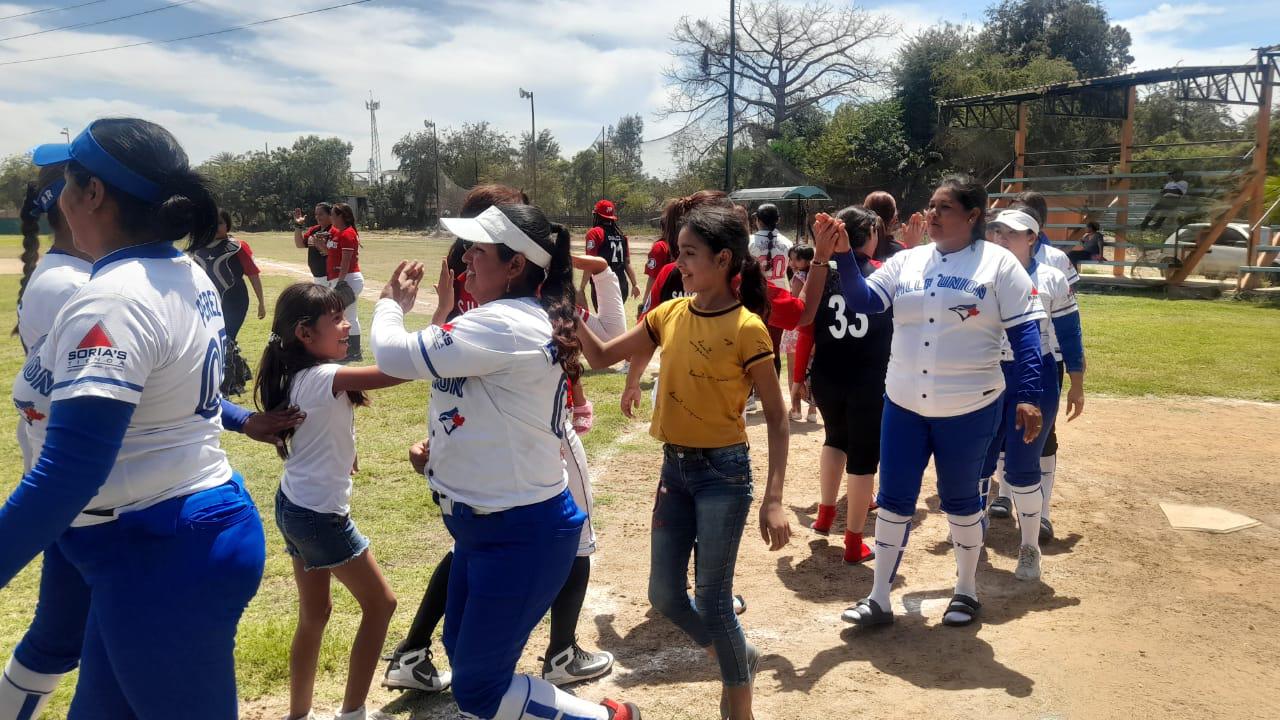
[948,511,984,599]
[491,674,608,720]
[1040,455,1057,521]
[1011,482,1043,549]
[868,509,912,609]
[0,655,63,720]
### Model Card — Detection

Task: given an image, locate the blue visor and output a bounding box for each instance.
[34,178,65,215]
[32,122,165,203]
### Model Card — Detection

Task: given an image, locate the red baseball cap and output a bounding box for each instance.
[594,199,618,220]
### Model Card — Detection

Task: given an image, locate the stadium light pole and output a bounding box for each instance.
[519,88,536,203]
[724,0,736,194]
[423,119,441,224]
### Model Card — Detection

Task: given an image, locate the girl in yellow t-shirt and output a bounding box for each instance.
[578,204,791,720]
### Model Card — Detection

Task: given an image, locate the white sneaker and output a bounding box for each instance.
[332,708,394,720]
[542,642,615,686]
[383,647,451,692]
[1015,544,1042,581]
[617,360,631,374]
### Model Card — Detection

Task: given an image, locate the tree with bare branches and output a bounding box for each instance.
[661,0,894,148]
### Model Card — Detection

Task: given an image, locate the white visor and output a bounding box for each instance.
[441,206,552,269]
[990,209,1040,236]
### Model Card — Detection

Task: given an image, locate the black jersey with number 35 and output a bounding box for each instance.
[811,256,893,386]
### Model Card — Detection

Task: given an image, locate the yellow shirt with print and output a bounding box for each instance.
[644,297,775,448]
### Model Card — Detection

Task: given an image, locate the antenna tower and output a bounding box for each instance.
[366,92,382,184]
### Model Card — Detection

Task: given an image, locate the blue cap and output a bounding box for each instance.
[33,178,65,215]
[32,121,165,203]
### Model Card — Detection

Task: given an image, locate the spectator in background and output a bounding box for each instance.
[1068,221,1105,270]
[1140,169,1189,231]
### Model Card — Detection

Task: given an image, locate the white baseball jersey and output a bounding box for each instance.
[1036,236,1080,285]
[864,239,1045,417]
[750,230,793,289]
[371,297,569,512]
[14,251,91,471]
[280,364,357,516]
[1000,261,1077,362]
[10,243,233,526]
[17,250,91,353]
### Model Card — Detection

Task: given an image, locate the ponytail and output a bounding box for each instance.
[13,183,41,338]
[492,205,582,382]
[738,256,771,323]
[680,204,770,324]
[63,118,219,251]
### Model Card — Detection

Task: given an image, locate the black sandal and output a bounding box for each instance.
[841,597,894,627]
[942,594,981,626]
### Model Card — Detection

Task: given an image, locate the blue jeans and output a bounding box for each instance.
[648,444,754,687]
[981,355,1062,488]
[439,488,584,719]
[878,398,1003,517]
[58,478,265,719]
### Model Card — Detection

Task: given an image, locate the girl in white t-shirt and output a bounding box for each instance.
[256,282,406,720]
[750,203,793,378]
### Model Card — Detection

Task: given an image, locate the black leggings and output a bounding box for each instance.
[399,552,591,656]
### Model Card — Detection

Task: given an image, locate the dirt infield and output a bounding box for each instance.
[243,393,1280,720]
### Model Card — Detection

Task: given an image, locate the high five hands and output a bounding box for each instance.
[811,213,852,263]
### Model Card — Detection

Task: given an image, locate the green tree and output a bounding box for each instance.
[440,122,517,189]
[807,100,915,191]
[517,129,567,209]
[611,114,645,179]
[895,24,969,149]
[980,0,1133,78]
[391,129,443,223]
[0,154,38,216]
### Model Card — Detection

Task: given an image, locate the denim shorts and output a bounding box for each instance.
[274,488,369,571]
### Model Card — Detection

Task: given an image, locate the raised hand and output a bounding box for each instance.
[903,212,927,247]
[382,260,425,313]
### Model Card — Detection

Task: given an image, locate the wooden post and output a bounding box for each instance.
[1242,51,1274,290]
[1167,180,1254,285]
[1114,87,1137,278]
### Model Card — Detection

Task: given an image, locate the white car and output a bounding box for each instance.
[1161,223,1273,279]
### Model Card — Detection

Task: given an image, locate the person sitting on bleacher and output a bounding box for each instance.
[1067,221,1104,270]
[1139,170,1189,231]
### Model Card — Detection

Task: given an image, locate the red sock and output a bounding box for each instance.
[844,530,874,564]
[813,503,837,533]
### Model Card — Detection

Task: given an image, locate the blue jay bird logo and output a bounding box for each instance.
[438,407,466,435]
[948,304,981,321]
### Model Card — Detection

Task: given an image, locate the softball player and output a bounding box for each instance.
[388,190,620,694]
[819,175,1047,628]
[293,203,334,285]
[999,194,1081,541]
[326,203,363,362]
[0,118,273,718]
[371,204,640,720]
[805,206,894,565]
[982,210,1085,577]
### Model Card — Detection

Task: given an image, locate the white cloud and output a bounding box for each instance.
[1118,3,1255,71]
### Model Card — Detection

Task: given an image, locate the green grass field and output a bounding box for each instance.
[0,230,1279,714]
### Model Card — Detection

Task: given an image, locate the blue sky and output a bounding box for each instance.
[0,0,1270,179]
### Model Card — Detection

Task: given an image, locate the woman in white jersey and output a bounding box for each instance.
[980,209,1085,579]
[0,118,274,718]
[385,188,621,694]
[817,175,1047,628]
[372,203,640,720]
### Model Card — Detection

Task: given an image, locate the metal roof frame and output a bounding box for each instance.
[729,185,832,202]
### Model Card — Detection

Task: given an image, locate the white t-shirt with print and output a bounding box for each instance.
[280,364,357,516]
[17,250,91,353]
